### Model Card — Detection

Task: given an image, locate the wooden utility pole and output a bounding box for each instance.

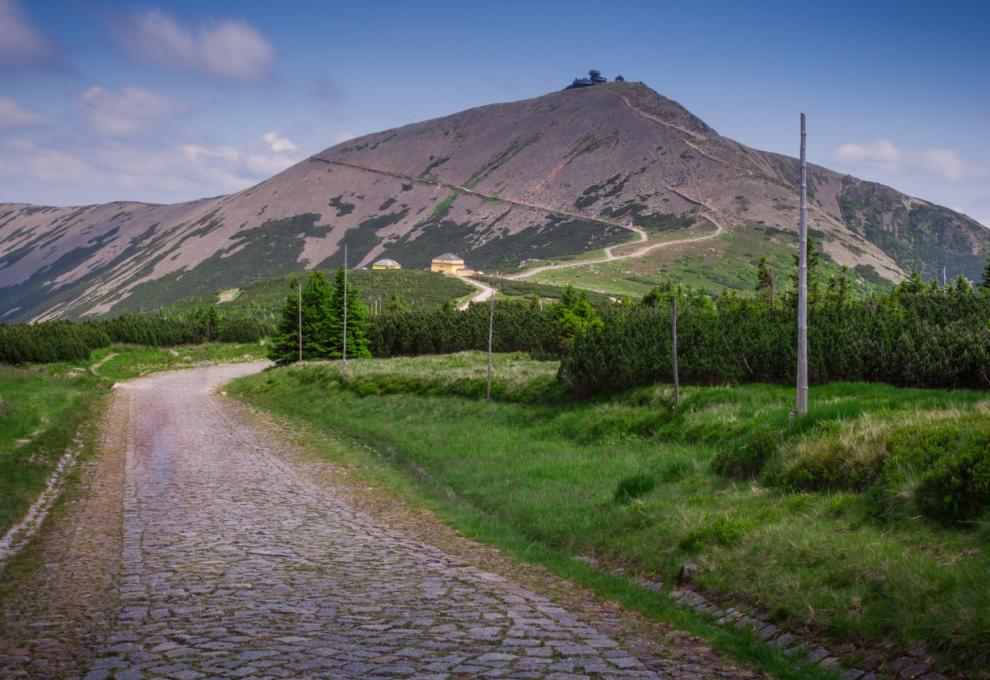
[796,113,809,416]
[297,278,303,363]
[342,243,348,377]
[671,294,680,407]
[486,276,496,401]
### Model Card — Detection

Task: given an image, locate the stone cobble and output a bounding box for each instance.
[87,364,665,679]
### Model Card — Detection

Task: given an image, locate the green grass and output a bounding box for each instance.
[0,343,265,536]
[158,269,474,320]
[0,365,99,534]
[532,226,889,298]
[229,353,990,674]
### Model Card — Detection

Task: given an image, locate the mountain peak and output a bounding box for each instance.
[0,81,986,321]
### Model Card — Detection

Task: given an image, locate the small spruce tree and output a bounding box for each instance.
[551,286,603,347]
[267,272,334,364]
[755,256,776,310]
[327,268,371,358]
[790,236,822,305]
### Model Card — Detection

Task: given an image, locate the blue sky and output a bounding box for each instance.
[0,0,987,227]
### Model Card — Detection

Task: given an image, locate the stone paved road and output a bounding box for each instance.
[85,364,665,679]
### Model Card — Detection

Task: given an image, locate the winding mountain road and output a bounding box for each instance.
[311,104,735,304]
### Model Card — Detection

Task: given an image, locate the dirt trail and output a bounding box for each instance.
[603,89,706,140]
[310,156,636,237]
[312,156,730,298]
[505,217,722,281]
[506,183,728,282]
[456,275,495,311]
[89,351,118,376]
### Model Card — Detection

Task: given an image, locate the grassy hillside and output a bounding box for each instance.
[132,269,474,318]
[231,353,990,674]
[530,226,891,298]
[7,82,987,322]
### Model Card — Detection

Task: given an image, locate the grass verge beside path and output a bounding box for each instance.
[0,343,265,538]
[228,352,990,677]
[230,371,837,680]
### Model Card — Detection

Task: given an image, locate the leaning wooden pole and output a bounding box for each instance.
[671,293,680,408]
[796,113,809,415]
[342,243,349,377]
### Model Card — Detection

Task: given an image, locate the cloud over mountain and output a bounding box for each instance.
[834,138,984,181]
[116,9,275,81]
[77,85,182,137]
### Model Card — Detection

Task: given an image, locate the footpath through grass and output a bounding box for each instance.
[229,352,990,675]
[0,343,264,537]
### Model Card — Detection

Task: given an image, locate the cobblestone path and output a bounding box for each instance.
[85,364,666,679]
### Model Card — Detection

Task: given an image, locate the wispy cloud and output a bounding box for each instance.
[0,129,306,204]
[77,85,182,137]
[0,139,93,183]
[834,138,985,181]
[245,131,302,175]
[0,0,59,68]
[0,97,44,129]
[115,9,275,81]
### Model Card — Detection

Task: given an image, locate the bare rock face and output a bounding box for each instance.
[1,82,986,321]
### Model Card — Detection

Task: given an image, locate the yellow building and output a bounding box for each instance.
[430,252,470,276]
[371,258,402,270]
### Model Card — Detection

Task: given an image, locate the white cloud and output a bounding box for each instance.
[119,9,274,81]
[833,137,985,181]
[262,131,297,153]
[0,97,43,128]
[77,85,181,136]
[0,128,305,204]
[834,138,903,172]
[0,139,92,182]
[917,148,976,181]
[0,0,57,67]
[245,131,302,175]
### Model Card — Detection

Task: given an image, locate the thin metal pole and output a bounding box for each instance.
[796,113,809,416]
[297,278,302,363]
[486,275,496,401]
[671,294,679,408]
[342,243,348,376]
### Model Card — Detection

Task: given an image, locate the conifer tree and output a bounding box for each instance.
[755,256,776,309]
[552,285,603,347]
[791,236,821,305]
[267,272,334,364]
[826,266,851,306]
[981,255,990,294]
[327,268,371,358]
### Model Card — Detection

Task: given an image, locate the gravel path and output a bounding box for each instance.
[84,364,661,679]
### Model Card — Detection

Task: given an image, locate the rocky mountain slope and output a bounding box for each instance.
[1,81,987,321]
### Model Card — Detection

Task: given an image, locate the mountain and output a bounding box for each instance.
[1,81,987,321]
